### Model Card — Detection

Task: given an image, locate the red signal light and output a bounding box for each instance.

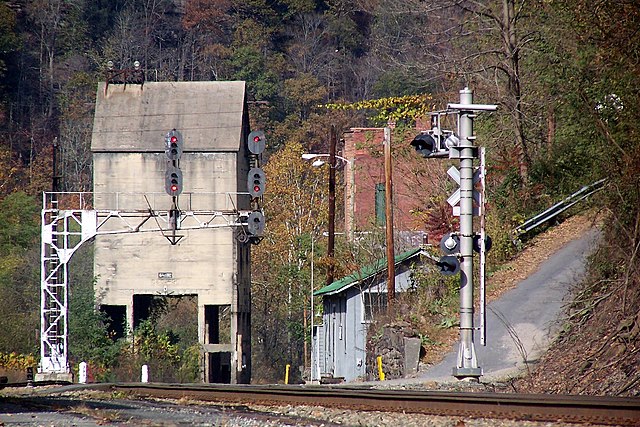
[247,167,265,197]
[166,168,182,195]
[165,129,183,161]
[248,130,266,155]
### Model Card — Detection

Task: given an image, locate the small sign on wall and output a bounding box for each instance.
[158,272,173,279]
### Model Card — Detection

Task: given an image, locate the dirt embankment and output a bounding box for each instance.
[422,213,600,369]
[514,216,640,396]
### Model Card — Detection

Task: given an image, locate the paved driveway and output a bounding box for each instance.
[422,228,601,381]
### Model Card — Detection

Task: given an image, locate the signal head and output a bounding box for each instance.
[247,211,265,236]
[165,129,183,160]
[436,255,460,276]
[247,167,266,198]
[165,165,183,196]
[440,232,460,255]
[410,132,437,157]
[247,130,266,155]
[410,131,450,158]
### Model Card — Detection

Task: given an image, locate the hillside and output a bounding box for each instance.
[478,211,640,397]
[470,211,639,397]
[517,226,640,396]
[410,211,640,397]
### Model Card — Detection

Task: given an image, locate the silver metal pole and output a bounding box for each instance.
[310,235,315,381]
[480,147,487,346]
[453,87,482,379]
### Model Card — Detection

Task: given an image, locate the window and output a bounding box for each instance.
[363,291,387,322]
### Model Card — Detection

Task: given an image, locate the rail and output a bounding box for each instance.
[88,382,640,426]
[3,381,639,425]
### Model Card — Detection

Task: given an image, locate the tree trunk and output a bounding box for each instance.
[502,0,530,185]
[547,103,555,153]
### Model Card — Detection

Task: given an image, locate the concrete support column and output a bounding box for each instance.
[198,303,207,383]
[126,301,134,337]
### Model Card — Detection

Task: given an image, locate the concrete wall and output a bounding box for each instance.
[90,81,252,383]
[92,81,247,152]
[92,150,243,305]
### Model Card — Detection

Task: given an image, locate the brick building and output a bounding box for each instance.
[342,126,446,247]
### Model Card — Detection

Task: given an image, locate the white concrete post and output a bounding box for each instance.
[141,364,149,383]
[78,361,87,384]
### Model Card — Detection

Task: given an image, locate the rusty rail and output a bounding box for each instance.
[73,383,640,426]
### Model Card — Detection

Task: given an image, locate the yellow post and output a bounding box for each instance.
[376,356,385,381]
[285,364,290,384]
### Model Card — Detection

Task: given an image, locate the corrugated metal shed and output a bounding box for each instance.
[314,248,437,296]
[312,247,437,382]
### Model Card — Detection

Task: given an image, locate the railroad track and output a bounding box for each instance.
[66,382,639,426]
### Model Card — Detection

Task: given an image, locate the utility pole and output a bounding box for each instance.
[327,125,337,286]
[52,137,60,192]
[384,127,395,305]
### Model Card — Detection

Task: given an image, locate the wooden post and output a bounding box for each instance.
[327,125,336,286]
[384,127,395,305]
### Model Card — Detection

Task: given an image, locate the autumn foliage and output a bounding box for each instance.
[0,0,637,388]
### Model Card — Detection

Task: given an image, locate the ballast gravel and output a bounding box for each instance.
[0,402,616,427]
[1,386,619,427]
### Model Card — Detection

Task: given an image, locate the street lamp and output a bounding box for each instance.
[301,153,352,165]
[310,233,316,381]
[302,147,336,286]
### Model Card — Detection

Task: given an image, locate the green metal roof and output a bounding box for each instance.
[314,247,429,297]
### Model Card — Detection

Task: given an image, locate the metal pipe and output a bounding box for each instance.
[453,88,481,379]
[447,103,498,111]
[301,153,351,165]
[515,179,606,235]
